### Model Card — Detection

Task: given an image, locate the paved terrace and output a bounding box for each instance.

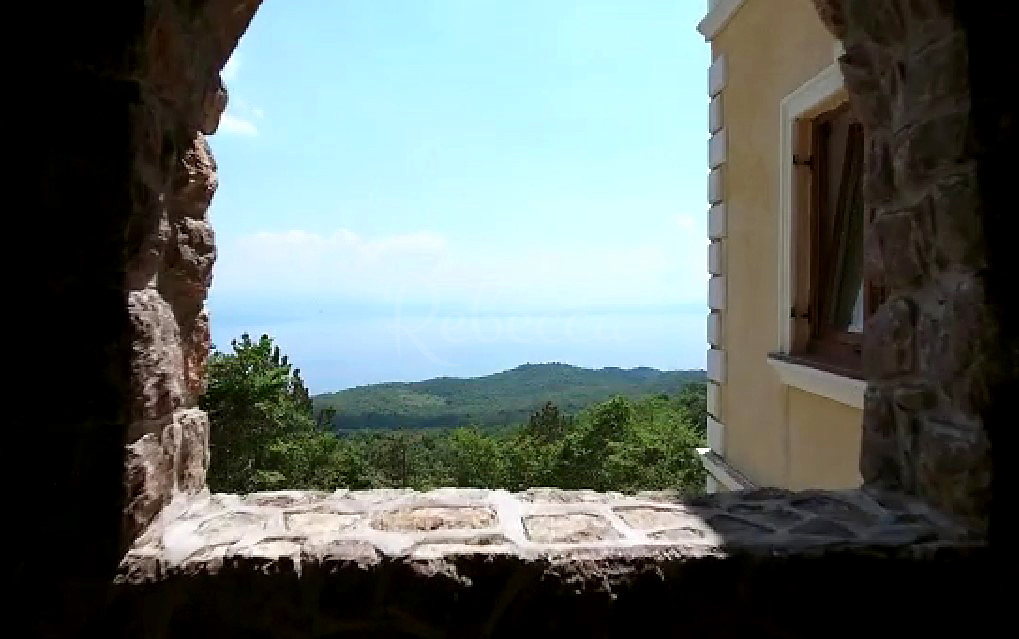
[110,487,990,638]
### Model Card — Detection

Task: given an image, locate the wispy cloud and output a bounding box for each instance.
[222,53,242,83]
[217,53,264,137]
[219,112,259,136]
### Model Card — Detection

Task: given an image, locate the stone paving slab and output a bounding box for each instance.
[120,487,974,581]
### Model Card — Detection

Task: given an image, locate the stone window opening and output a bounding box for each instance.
[191,10,717,503]
[118,5,971,603]
[20,0,1005,635]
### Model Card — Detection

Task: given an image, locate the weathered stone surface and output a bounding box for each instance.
[12,2,258,625]
[727,502,803,526]
[789,493,877,526]
[705,514,772,538]
[524,514,620,543]
[121,488,968,578]
[518,487,613,503]
[860,387,899,487]
[915,417,991,524]
[127,207,172,291]
[180,307,212,401]
[811,0,846,39]
[106,488,987,637]
[287,512,362,535]
[373,507,498,532]
[114,1,262,557]
[789,518,855,538]
[612,506,694,531]
[864,296,916,379]
[162,216,216,308]
[861,126,896,203]
[893,111,972,191]
[201,76,228,135]
[827,0,1012,536]
[196,512,268,546]
[738,487,792,501]
[929,169,985,269]
[244,490,331,508]
[873,211,926,288]
[107,548,994,638]
[124,434,174,545]
[647,527,708,541]
[902,31,969,113]
[170,133,219,221]
[174,408,210,492]
[128,289,186,433]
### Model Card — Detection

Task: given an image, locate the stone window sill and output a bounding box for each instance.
[697,448,757,491]
[767,354,866,410]
[111,488,976,636]
[120,487,965,578]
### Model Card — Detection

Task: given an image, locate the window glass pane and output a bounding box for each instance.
[847,284,864,333]
[833,175,864,329]
[820,109,864,332]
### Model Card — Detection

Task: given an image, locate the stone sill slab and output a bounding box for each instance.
[120,487,975,584]
[698,448,758,491]
[768,354,867,409]
[110,488,988,637]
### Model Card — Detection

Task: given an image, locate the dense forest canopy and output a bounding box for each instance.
[313,362,705,432]
[203,334,708,495]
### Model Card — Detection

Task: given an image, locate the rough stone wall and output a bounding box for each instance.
[120,0,263,552]
[16,2,260,636]
[812,0,1015,536]
[123,111,219,545]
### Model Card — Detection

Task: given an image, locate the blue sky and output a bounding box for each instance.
[208,0,710,393]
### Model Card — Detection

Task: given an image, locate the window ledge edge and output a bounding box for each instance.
[697,447,757,491]
[697,0,747,40]
[767,355,866,410]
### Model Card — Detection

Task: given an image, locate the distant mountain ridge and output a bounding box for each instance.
[313,363,706,432]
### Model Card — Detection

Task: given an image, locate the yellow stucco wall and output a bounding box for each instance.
[787,389,863,488]
[711,0,862,489]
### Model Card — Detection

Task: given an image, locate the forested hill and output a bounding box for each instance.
[313,363,705,432]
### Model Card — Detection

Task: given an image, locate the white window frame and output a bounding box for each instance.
[772,61,865,410]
